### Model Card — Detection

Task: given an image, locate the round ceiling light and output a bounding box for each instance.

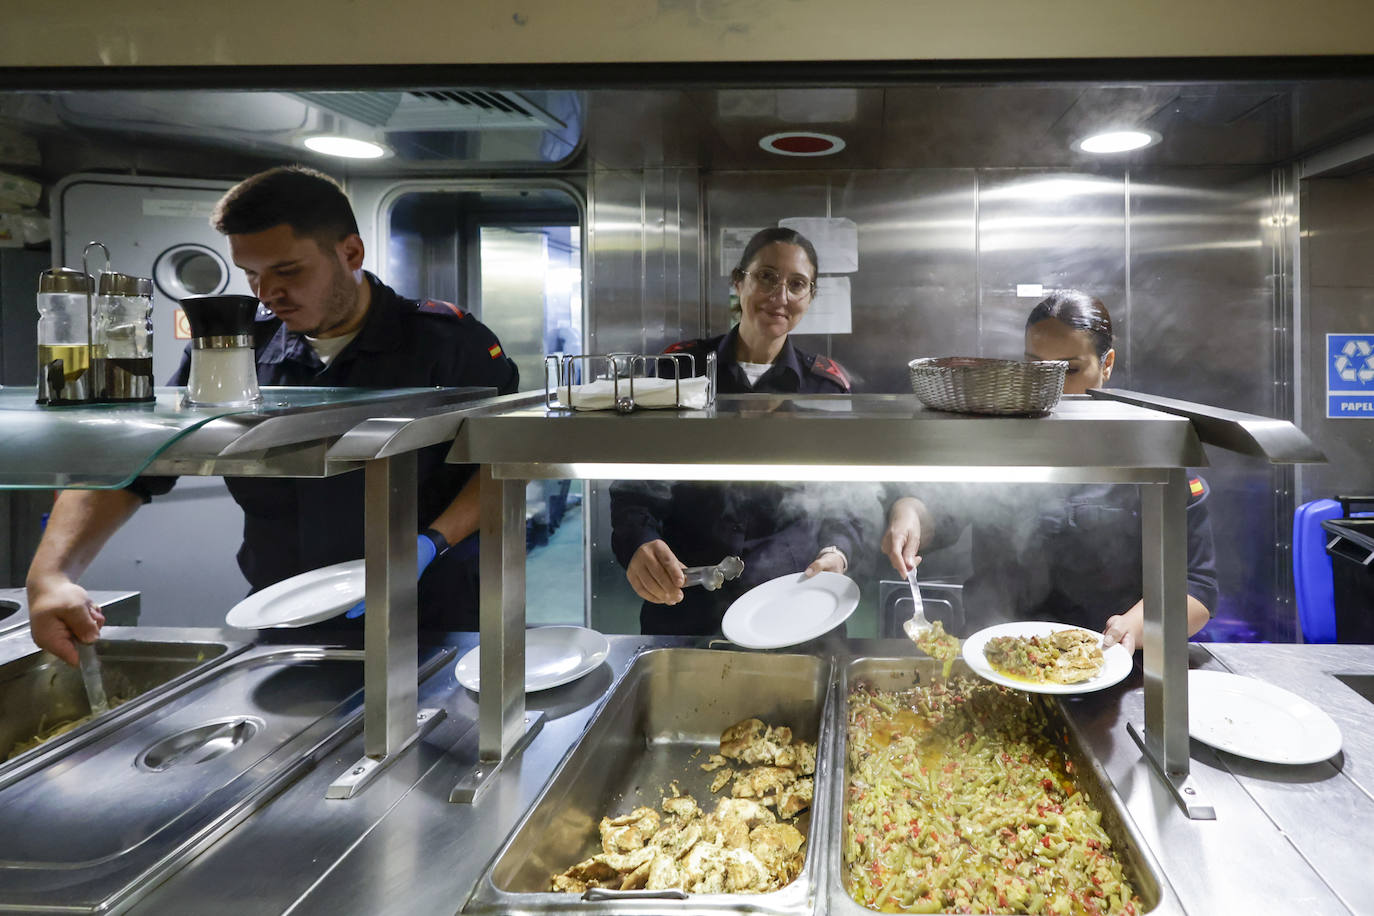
[759,131,846,157]
[302,135,390,159]
[1074,130,1161,155]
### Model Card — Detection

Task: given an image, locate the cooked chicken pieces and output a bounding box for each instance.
[731,765,797,800]
[700,753,728,772]
[551,717,813,894]
[599,806,659,852]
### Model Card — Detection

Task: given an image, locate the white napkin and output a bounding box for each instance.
[555,376,710,410]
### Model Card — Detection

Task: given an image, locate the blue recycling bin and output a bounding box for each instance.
[1295,496,1374,643]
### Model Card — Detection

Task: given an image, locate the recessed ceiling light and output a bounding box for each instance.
[1074,130,1161,154]
[759,131,846,157]
[302,135,389,159]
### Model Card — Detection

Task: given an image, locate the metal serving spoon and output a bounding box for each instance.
[901,564,932,641]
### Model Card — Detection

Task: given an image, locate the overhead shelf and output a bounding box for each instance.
[0,386,495,488]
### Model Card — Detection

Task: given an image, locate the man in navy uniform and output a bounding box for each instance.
[27,166,519,664]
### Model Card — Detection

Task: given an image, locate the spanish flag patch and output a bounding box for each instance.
[488,343,503,359]
[1189,477,1205,497]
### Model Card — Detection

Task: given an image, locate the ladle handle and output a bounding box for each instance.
[76,642,109,715]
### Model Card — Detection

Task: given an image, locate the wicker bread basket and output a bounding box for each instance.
[908,357,1069,415]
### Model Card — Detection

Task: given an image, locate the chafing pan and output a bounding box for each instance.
[824,657,1185,916]
[466,647,836,915]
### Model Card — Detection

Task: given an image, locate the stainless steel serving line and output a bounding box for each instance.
[94,638,1371,916]
[0,385,499,798]
[448,391,1324,818]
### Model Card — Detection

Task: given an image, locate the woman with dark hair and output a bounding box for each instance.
[1023,289,1115,394]
[610,227,877,635]
[881,290,1217,652]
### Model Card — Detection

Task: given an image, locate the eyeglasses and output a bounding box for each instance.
[744,268,816,300]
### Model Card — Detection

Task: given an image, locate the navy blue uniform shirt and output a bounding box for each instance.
[130,273,519,630]
[906,479,1218,636]
[611,326,879,635]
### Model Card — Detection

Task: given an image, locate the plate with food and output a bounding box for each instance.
[962,621,1132,694]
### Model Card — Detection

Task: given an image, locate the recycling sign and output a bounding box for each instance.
[1328,334,1374,418]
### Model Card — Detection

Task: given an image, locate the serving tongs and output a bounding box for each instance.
[682,555,745,591]
[76,642,109,715]
[901,564,932,641]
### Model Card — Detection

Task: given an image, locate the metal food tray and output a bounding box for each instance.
[465,647,836,915]
[0,636,243,780]
[822,657,1184,915]
[0,643,451,914]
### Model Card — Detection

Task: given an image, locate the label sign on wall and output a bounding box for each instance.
[1327,333,1374,418]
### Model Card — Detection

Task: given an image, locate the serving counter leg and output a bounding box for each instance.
[450,466,543,804]
[1129,467,1215,819]
[328,453,445,799]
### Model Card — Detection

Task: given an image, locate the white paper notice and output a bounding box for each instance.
[793,276,851,335]
[721,227,766,275]
[777,216,858,273]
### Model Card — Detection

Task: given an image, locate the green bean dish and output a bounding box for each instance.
[845,678,1141,915]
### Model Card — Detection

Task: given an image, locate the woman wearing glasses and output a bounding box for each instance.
[882,290,1217,653]
[610,227,877,635]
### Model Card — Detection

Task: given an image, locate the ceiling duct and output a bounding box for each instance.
[290,90,565,132]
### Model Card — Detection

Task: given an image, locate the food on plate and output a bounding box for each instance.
[846,678,1140,915]
[984,629,1105,685]
[912,619,961,677]
[550,717,815,894]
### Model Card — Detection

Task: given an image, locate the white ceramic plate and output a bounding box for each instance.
[455,626,610,693]
[225,559,364,629]
[1188,669,1342,765]
[962,621,1133,695]
[722,572,860,649]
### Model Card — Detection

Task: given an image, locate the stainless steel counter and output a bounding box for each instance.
[93,637,1370,916]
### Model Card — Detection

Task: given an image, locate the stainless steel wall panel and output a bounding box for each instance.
[975,170,1127,364]
[1127,168,1285,635]
[1297,175,1374,503]
[586,167,702,634]
[825,170,978,393]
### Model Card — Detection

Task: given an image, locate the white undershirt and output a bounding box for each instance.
[739,360,773,387]
[305,329,360,366]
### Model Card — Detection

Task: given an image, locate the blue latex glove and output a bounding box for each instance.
[344,533,438,619]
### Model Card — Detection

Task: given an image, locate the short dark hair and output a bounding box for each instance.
[1026,289,1113,360]
[211,166,359,245]
[730,227,820,283]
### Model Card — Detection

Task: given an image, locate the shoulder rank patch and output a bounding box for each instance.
[811,354,851,390]
[488,343,503,359]
[663,339,696,354]
[1189,477,1205,498]
[419,298,465,318]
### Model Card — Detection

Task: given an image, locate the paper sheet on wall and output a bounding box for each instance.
[721,227,766,275]
[778,216,858,273]
[793,276,851,335]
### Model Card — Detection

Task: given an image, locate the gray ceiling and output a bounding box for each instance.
[3,81,1374,184]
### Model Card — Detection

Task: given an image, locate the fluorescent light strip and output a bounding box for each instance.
[489,463,1171,484]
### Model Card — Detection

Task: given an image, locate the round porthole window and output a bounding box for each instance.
[153,244,230,301]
